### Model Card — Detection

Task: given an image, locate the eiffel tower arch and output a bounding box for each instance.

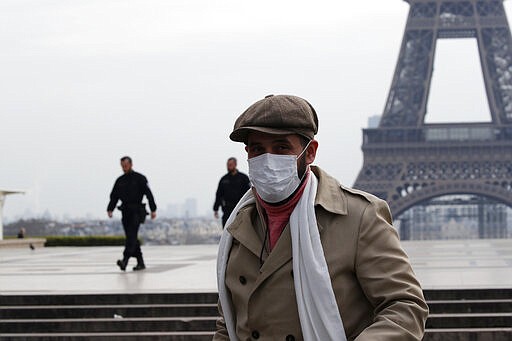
[353,0,512,236]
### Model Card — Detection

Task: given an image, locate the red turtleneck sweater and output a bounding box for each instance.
[256,171,310,251]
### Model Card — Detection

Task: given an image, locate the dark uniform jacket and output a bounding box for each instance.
[213,171,250,213]
[107,171,157,212]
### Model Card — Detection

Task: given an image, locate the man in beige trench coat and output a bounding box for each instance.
[215,94,429,341]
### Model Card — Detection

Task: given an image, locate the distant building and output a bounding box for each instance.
[183,198,197,218]
[163,198,198,218]
[164,203,181,218]
[397,195,510,240]
[367,115,381,128]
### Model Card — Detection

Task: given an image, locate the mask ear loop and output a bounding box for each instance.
[296,140,312,160]
[296,139,312,181]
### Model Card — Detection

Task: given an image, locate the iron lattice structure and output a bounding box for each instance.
[354,0,512,218]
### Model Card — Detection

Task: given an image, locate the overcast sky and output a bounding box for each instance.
[1,0,508,220]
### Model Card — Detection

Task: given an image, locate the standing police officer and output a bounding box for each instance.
[107,156,157,271]
[213,157,251,227]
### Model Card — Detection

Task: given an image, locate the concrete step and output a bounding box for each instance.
[4,313,508,334]
[1,328,510,340]
[0,293,218,306]
[426,312,512,329]
[423,328,512,341]
[5,300,507,318]
[0,331,215,341]
[423,289,512,301]
[427,299,512,314]
[0,303,218,319]
[0,317,217,333]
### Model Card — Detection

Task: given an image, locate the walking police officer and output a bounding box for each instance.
[107,156,157,271]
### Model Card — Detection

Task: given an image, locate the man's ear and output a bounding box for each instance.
[305,140,318,164]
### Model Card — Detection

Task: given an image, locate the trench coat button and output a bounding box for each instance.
[285,335,295,341]
[239,276,247,285]
[251,330,260,339]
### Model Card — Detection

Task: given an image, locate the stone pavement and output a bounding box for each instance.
[405,238,512,290]
[0,245,218,294]
[0,239,511,295]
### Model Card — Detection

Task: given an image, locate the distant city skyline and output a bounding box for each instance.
[3,197,205,223]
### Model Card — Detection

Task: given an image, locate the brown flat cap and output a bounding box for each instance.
[230,94,319,143]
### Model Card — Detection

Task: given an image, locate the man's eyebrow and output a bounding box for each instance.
[272,138,292,144]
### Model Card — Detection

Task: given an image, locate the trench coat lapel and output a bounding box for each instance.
[226,205,263,258]
[250,222,292,295]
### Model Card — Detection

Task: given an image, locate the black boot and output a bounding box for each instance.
[133,256,146,271]
[117,257,129,271]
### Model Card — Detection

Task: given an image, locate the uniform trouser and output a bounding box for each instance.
[121,209,143,261]
[222,207,234,228]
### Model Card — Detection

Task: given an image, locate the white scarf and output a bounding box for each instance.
[217,174,347,341]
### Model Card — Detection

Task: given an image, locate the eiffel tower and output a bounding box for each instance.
[354,0,512,237]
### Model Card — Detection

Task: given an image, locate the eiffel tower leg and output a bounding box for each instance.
[354,1,512,239]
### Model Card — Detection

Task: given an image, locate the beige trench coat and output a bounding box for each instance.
[214,166,428,341]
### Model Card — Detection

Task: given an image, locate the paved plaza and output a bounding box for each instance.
[0,239,511,295]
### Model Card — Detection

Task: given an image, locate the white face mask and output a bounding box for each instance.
[248,143,310,203]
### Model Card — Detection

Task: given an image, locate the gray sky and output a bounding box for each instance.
[1,0,507,220]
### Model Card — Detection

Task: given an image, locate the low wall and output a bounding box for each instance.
[0,238,46,249]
